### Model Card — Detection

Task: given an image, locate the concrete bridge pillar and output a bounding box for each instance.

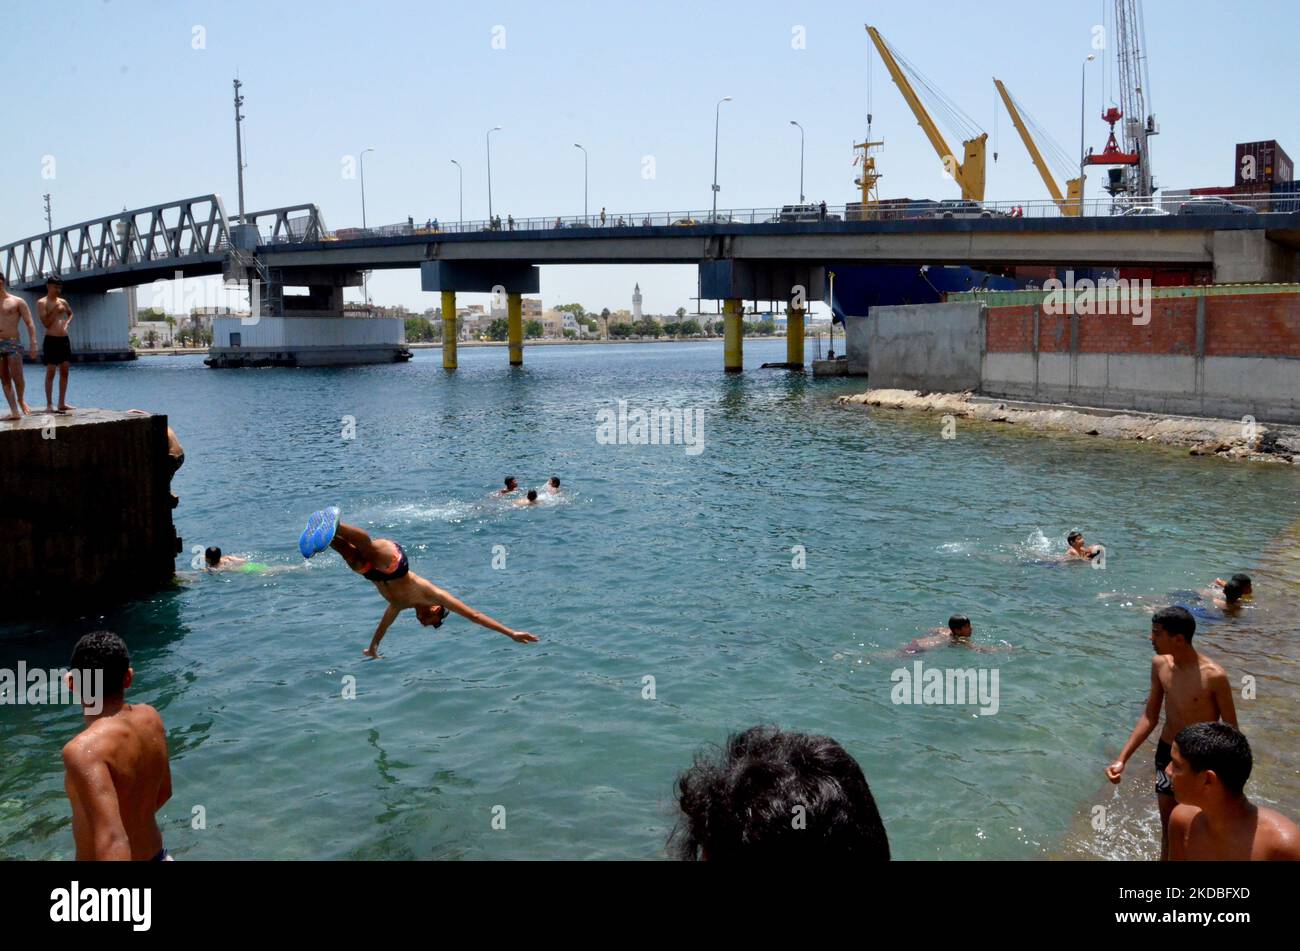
[508,292,524,366]
[723,299,743,373]
[787,306,805,366]
[441,290,458,369]
[1212,230,1300,284]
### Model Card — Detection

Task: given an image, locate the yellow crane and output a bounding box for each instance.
[993,79,1083,216]
[865,25,987,202]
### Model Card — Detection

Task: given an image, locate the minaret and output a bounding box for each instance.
[632,283,642,321]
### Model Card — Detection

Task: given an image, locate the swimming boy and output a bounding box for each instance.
[901,614,1008,654]
[1104,606,1238,860]
[299,507,538,657]
[37,275,74,412]
[1209,573,1252,610]
[1065,531,1103,562]
[203,547,248,570]
[0,272,37,419]
[497,476,519,496]
[514,489,540,507]
[62,631,174,860]
[1166,722,1300,861]
[545,476,561,495]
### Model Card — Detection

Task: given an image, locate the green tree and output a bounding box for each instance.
[756,318,777,336]
[563,328,577,339]
[144,329,159,348]
[609,322,632,338]
[681,319,702,336]
[405,317,434,342]
[662,322,681,337]
[675,307,687,320]
[524,319,545,339]
[635,318,661,337]
[556,303,587,319]
[487,317,509,341]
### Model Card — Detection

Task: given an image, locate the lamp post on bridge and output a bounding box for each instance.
[574,143,588,223]
[360,146,374,305]
[450,159,463,231]
[711,96,732,222]
[789,120,805,203]
[486,126,502,224]
[1079,54,1096,208]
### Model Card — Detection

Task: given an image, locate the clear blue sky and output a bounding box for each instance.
[3,0,1297,315]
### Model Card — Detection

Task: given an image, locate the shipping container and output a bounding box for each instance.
[1190,185,1236,196]
[1233,182,1272,212]
[1273,180,1300,214]
[1235,140,1294,188]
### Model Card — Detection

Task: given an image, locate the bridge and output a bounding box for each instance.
[3,194,1299,370]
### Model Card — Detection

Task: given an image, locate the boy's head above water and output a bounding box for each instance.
[947,614,972,638]
[1151,605,1195,652]
[205,546,222,567]
[1223,573,1253,603]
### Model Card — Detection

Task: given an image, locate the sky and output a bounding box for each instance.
[3,0,1298,316]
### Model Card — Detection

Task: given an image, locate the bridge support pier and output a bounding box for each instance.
[441,291,458,369]
[786,306,805,366]
[723,299,743,372]
[508,292,523,366]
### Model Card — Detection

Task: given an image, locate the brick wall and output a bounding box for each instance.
[985,290,1300,358]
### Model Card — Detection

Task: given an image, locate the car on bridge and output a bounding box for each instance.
[932,199,994,219]
[767,203,842,223]
[672,217,701,227]
[1118,205,1171,217]
[1177,196,1257,216]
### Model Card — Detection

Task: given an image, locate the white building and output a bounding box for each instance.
[632,283,643,321]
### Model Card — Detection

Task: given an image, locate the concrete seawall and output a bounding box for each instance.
[0,410,178,619]
[844,285,1300,424]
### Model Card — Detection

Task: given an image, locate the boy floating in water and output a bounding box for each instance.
[497,476,519,496]
[1209,573,1252,611]
[1104,606,1238,861]
[514,489,540,507]
[62,631,174,860]
[1166,722,1300,861]
[204,547,247,570]
[1064,531,1103,562]
[299,507,538,657]
[900,614,1008,655]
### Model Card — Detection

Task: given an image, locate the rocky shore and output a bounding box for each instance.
[837,389,1300,465]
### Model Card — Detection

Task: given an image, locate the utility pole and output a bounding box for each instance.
[43,194,52,232]
[233,78,247,223]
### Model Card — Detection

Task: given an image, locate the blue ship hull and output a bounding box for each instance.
[825,265,1026,322]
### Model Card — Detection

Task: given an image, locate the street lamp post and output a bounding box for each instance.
[789,120,805,203]
[486,126,502,222]
[574,143,588,222]
[450,159,463,230]
[359,146,374,304]
[1079,54,1096,203]
[711,96,732,221]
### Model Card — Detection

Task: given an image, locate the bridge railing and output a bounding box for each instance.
[1,195,233,286]
[318,193,1296,241]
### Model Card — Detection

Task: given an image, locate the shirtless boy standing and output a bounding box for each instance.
[1104,606,1238,860]
[0,272,37,419]
[1166,722,1300,861]
[299,506,539,657]
[37,275,75,412]
[62,631,174,861]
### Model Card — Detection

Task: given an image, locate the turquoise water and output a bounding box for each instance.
[3,339,1298,860]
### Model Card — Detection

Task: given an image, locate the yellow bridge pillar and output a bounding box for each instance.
[723,298,743,373]
[786,306,805,366]
[440,290,458,369]
[507,292,523,366]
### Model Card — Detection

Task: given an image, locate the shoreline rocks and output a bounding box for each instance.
[837,389,1300,465]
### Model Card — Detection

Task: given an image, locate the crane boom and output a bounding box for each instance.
[993,79,1083,216]
[866,25,986,201]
